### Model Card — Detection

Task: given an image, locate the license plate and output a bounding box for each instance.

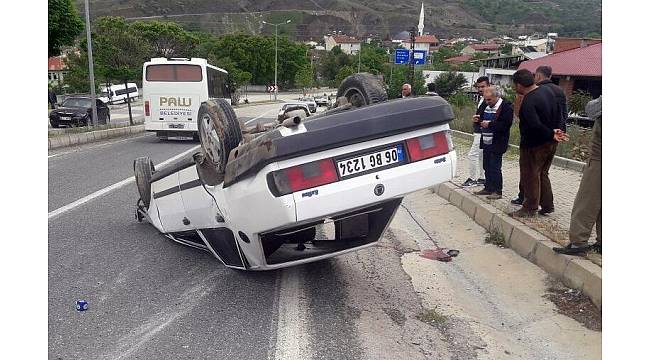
[167,136,194,140]
[60,116,71,121]
[337,145,405,178]
[168,123,185,129]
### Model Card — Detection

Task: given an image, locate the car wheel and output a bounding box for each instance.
[336,72,388,107]
[134,157,155,208]
[197,99,243,175]
[50,121,60,128]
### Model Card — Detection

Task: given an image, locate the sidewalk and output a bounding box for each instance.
[450,135,600,264]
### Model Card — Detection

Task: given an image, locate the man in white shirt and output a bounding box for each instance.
[462,76,490,187]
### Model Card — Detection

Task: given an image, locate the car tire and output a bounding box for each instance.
[336,73,388,107]
[197,99,243,175]
[134,157,155,208]
[50,121,60,128]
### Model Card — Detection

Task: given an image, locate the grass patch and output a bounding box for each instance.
[485,230,506,247]
[48,122,143,138]
[417,307,447,325]
[450,103,593,162]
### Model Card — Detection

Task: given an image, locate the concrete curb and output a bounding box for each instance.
[450,129,586,173]
[48,125,145,150]
[433,181,602,309]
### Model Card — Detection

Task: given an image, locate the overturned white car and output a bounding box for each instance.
[133,74,457,270]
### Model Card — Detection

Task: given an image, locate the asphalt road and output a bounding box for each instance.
[49,102,599,360]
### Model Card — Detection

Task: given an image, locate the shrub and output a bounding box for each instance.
[568,90,592,116]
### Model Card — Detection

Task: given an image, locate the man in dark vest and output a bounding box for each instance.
[473,87,513,199]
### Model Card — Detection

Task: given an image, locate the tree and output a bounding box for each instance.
[431,72,468,97]
[92,17,153,125]
[130,21,198,58]
[335,66,355,87]
[48,0,84,56]
[294,64,313,96]
[62,51,100,94]
[386,66,425,99]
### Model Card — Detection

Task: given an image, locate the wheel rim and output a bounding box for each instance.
[200,113,222,164]
[345,89,366,107]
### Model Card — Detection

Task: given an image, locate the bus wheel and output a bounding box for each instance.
[197,99,243,175]
[336,73,388,107]
[134,157,155,208]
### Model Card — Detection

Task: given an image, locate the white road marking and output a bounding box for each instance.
[245,107,280,125]
[48,145,200,219]
[273,267,311,360]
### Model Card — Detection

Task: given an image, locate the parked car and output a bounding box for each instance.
[49,97,110,128]
[132,73,456,271]
[277,102,311,120]
[298,97,318,113]
[314,95,328,107]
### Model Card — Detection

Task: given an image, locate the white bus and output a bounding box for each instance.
[98,83,139,104]
[142,58,231,140]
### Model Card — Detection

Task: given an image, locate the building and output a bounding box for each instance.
[510,38,550,54]
[517,42,602,98]
[48,56,68,88]
[479,54,527,87]
[461,43,501,56]
[403,35,440,56]
[445,54,473,66]
[552,37,601,53]
[324,35,361,54]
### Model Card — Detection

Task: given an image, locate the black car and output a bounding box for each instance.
[49,97,110,128]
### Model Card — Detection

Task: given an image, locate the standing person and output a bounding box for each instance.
[462,76,490,187]
[512,65,569,205]
[48,88,57,109]
[509,69,567,218]
[554,96,602,255]
[401,83,413,98]
[473,87,513,199]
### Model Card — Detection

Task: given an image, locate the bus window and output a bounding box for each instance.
[146,65,202,82]
[207,67,228,99]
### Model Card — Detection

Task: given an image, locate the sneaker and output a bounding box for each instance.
[476,178,486,185]
[509,209,537,218]
[553,243,589,256]
[461,178,476,187]
[510,196,524,205]
[539,207,555,215]
[473,188,491,195]
[486,193,503,200]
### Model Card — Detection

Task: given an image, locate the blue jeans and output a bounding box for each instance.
[482,151,503,193]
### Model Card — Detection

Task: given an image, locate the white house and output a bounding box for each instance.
[402,35,440,56]
[324,35,361,54]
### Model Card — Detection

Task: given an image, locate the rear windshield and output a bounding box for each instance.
[146,64,203,82]
[62,98,92,108]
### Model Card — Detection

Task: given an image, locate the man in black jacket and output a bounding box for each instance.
[473,87,513,199]
[510,69,568,218]
[535,65,568,132]
[511,65,569,205]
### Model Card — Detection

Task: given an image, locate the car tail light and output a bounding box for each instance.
[144,100,150,116]
[405,131,450,162]
[270,158,338,196]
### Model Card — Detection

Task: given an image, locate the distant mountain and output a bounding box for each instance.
[78,0,601,40]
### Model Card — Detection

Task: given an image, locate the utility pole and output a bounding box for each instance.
[262,19,291,101]
[83,0,98,127]
[408,27,416,87]
[357,41,362,73]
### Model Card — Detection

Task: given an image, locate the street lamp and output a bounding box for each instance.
[262,19,291,101]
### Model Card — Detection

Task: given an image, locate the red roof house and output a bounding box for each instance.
[518,43,602,98]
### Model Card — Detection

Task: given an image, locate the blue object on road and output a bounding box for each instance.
[395,49,410,64]
[412,50,427,65]
[76,300,88,311]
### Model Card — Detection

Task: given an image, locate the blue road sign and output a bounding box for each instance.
[395,49,409,64]
[412,50,427,65]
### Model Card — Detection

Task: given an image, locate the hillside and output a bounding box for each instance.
[78,0,601,40]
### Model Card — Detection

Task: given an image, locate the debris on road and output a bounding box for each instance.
[75,300,88,311]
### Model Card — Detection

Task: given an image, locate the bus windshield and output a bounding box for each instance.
[146,64,203,82]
